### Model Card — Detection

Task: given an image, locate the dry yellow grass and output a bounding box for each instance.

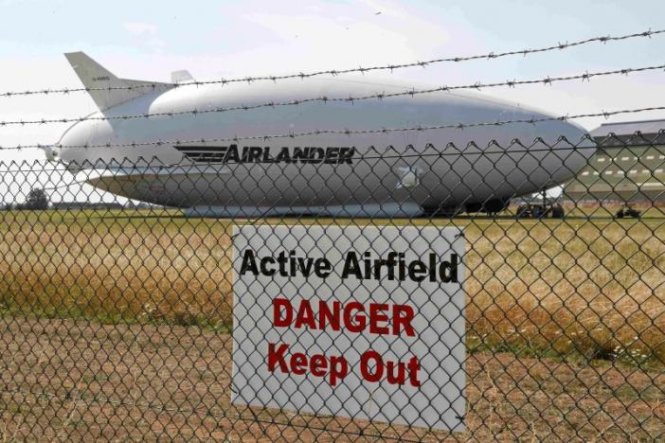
[0,211,234,329]
[464,218,665,365]
[1,210,664,365]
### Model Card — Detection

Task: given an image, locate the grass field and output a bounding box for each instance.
[1,209,665,440]
[1,209,664,367]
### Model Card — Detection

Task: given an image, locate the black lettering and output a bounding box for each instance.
[342,252,363,279]
[225,144,239,163]
[324,147,339,164]
[275,147,291,163]
[240,146,250,162]
[339,147,355,164]
[260,256,276,276]
[439,253,459,283]
[215,146,229,163]
[307,147,325,164]
[429,253,437,282]
[248,147,263,162]
[240,249,259,275]
[364,252,372,278]
[314,258,332,278]
[289,250,297,276]
[297,257,314,277]
[386,252,398,281]
[408,260,427,282]
[262,147,274,163]
[277,251,289,277]
[374,259,389,280]
[292,147,308,163]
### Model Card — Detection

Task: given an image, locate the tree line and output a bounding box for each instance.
[3,188,49,210]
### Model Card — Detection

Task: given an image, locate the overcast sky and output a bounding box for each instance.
[0,0,664,201]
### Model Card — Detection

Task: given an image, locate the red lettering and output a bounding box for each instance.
[294,299,316,329]
[319,300,341,331]
[393,304,416,337]
[310,354,328,377]
[344,302,366,333]
[330,356,348,386]
[386,360,407,385]
[267,342,289,372]
[407,356,421,387]
[359,350,422,386]
[265,342,348,386]
[273,298,292,327]
[369,303,389,335]
[272,298,417,337]
[290,353,307,375]
[360,350,383,382]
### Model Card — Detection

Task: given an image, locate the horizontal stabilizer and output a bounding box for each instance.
[65,51,174,111]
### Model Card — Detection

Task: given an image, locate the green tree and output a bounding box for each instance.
[25,188,49,210]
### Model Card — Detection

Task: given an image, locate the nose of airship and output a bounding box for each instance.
[42,144,85,173]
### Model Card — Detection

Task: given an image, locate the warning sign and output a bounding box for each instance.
[231,224,466,432]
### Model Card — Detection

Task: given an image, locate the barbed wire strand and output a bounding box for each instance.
[2,63,663,128]
[3,105,663,152]
[0,28,663,98]
[0,65,665,127]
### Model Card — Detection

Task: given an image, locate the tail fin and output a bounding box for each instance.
[65,52,174,111]
[171,70,195,84]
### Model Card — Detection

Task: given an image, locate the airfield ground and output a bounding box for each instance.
[0,318,664,441]
[0,210,664,440]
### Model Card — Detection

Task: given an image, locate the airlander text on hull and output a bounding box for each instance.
[177,145,356,164]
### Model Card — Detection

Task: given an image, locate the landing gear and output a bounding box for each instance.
[616,205,641,219]
[516,202,564,219]
[515,190,564,219]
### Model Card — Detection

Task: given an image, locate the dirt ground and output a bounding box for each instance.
[0,317,663,442]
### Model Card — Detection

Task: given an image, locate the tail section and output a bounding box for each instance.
[65,52,174,111]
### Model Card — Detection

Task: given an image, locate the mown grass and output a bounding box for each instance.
[1,209,665,367]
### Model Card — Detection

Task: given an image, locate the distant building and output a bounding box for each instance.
[563,119,665,203]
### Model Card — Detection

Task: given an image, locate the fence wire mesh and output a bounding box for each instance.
[0,133,665,441]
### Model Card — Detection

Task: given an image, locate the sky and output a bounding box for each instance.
[0,0,664,201]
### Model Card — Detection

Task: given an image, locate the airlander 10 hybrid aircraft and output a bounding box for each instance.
[46,52,590,217]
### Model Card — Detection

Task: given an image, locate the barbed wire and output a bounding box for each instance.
[0,28,662,99]
[2,63,664,128]
[2,105,663,151]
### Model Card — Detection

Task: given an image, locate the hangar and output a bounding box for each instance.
[563,119,665,203]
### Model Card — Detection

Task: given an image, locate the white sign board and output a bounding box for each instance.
[231,224,465,432]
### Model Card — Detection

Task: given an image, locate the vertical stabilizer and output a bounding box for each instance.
[65,52,174,111]
[171,70,195,84]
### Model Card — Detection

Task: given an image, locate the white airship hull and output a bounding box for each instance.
[55,53,591,216]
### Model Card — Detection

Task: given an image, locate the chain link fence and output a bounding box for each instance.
[0,134,664,441]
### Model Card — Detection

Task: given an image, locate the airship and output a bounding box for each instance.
[47,52,590,217]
